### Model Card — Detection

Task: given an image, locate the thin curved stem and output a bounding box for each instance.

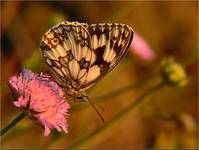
[43,76,156,148]
[70,74,155,112]
[0,110,27,136]
[68,80,165,148]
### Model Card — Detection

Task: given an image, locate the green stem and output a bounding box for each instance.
[44,76,156,148]
[70,74,156,112]
[69,80,164,148]
[0,110,27,136]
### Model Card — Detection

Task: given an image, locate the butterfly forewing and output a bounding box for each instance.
[40,21,93,90]
[40,21,134,95]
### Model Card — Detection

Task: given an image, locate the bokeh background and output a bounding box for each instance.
[1,1,198,149]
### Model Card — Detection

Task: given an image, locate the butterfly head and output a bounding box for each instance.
[63,86,85,102]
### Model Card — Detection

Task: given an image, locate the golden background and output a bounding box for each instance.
[1,1,198,149]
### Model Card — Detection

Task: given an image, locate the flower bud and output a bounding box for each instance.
[160,57,188,87]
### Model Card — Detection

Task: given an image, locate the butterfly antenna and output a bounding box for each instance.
[84,95,105,123]
[95,103,105,112]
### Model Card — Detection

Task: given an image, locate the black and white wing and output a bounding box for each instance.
[40,21,93,90]
[79,23,134,90]
[40,21,134,93]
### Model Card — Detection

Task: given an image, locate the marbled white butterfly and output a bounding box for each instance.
[40,21,134,121]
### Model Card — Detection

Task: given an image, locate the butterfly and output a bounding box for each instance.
[40,21,134,121]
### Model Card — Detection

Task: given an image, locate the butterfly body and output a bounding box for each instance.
[40,21,134,101]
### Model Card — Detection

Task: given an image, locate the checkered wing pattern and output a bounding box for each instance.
[40,21,133,94]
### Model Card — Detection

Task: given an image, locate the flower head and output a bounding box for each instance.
[9,69,70,136]
[160,57,188,87]
[131,32,155,61]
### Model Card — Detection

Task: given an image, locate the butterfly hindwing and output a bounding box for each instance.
[79,23,134,90]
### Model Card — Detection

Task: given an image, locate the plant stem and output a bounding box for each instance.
[44,76,156,148]
[70,74,156,112]
[0,110,27,136]
[69,80,165,148]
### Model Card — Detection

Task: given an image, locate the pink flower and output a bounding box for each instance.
[131,32,155,61]
[9,69,70,136]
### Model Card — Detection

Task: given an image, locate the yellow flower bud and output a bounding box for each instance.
[160,57,188,87]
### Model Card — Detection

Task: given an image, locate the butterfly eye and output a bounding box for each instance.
[52,38,59,45]
[77,96,83,101]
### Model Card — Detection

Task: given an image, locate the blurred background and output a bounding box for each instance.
[1,1,198,149]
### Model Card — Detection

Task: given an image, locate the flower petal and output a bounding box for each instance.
[131,32,155,61]
[9,69,70,136]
